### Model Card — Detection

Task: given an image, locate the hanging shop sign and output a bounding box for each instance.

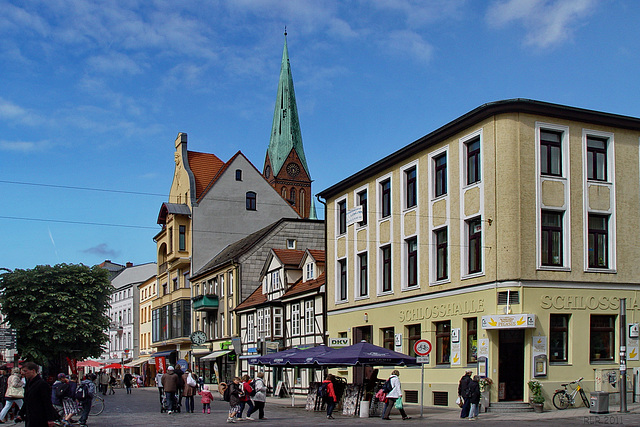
[481,314,536,329]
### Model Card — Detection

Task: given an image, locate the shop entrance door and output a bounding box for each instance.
[353,326,372,384]
[498,329,524,401]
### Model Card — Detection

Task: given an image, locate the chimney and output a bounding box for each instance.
[126,262,133,268]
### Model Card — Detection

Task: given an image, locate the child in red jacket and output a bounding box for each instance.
[199,384,214,414]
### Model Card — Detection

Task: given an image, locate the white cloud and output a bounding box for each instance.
[0,97,44,126]
[86,52,144,75]
[486,0,596,49]
[0,140,50,152]
[380,30,434,64]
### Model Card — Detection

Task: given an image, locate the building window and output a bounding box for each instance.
[246,191,257,210]
[435,321,451,365]
[305,301,314,334]
[179,225,186,251]
[381,179,391,218]
[273,307,283,338]
[228,271,233,295]
[235,169,242,181]
[466,318,478,363]
[338,259,347,301]
[541,130,562,176]
[162,282,168,295]
[587,136,608,181]
[590,314,615,362]
[405,166,417,209]
[173,277,179,291]
[290,188,296,205]
[588,214,609,268]
[357,189,368,226]
[358,252,368,297]
[292,304,300,336]
[168,227,173,253]
[541,211,563,266]
[338,199,347,235]
[468,217,482,274]
[220,275,225,297]
[434,153,447,197]
[300,189,306,217]
[381,245,392,293]
[406,237,418,288]
[271,271,281,291]
[550,314,569,362]
[287,239,296,249]
[466,137,481,184]
[407,324,421,357]
[247,313,255,342]
[435,227,448,281]
[306,263,314,280]
[264,307,271,338]
[382,327,395,351]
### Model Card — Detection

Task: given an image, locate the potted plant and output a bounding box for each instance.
[528,380,545,412]
[479,377,493,411]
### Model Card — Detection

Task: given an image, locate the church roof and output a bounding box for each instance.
[267,33,310,178]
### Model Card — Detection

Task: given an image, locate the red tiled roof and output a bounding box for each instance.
[273,249,305,266]
[282,272,325,299]
[307,250,325,263]
[187,151,224,199]
[234,284,267,312]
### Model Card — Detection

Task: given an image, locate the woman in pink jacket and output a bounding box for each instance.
[198,384,213,414]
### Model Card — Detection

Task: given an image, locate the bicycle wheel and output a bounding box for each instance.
[579,389,590,408]
[552,391,570,410]
[90,396,105,416]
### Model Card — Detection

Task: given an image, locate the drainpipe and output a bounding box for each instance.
[316,194,328,384]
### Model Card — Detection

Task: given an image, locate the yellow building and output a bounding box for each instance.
[133,275,156,384]
[317,99,640,409]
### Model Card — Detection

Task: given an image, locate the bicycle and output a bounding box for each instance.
[552,377,589,409]
[89,394,105,416]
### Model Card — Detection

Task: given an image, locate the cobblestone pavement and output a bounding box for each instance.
[79,387,640,427]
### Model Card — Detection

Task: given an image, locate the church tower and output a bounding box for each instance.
[263,31,312,218]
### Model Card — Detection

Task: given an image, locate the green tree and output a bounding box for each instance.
[0,263,113,373]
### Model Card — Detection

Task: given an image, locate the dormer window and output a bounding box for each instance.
[287,239,296,249]
[306,263,314,281]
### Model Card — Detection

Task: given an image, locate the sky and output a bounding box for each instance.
[1,0,639,271]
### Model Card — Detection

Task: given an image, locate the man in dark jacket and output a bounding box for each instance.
[161,366,179,413]
[458,370,473,419]
[17,362,59,427]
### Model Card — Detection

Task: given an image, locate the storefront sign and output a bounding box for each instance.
[329,338,350,347]
[532,336,547,377]
[478,339,489,358]
[540,295,619,310]
[628,323,639,361]
[451,342,461,365]
[346,206,363,226]
[399,299,484,322]
[394,333,402,352]
[451,328,460,343]
[481,314,535,329]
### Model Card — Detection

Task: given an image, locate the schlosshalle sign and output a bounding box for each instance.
[481,314,536,329]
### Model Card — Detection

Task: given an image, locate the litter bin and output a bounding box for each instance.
[590,391,609,414]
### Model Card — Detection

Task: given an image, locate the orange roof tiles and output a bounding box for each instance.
[187,151,224,199]
[282,272,325,299]
[234,284,267,311]
[272,249,305,266]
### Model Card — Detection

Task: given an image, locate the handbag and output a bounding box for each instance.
[456,395,464,408]
[6,384,23,399]
[187,374,196,387]
[394,396,403,409]
[375,388,387,403]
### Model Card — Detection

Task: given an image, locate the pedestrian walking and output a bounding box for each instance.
[238,375,254,420]
[16,362,59,427]
[174,366,184,411]
[321,374,337,420]
[108,373,116,395]
[77,374,96,427]
[246,372,267,420]
[0,368,24,423]
[458,370,473,419]
[0,369,9,415]
[226,377,243,423]
[468,375,481,420]
[381,370,411,420]
[60,374,78,426]
[98,371,108,395]
[198,384,213,414]
[155,369,164,410]
[182,370,197,413]
[51,373,69,419]
[161,366,179,414]
[123,372,133,394]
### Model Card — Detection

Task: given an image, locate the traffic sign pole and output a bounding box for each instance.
[412,339,431,419]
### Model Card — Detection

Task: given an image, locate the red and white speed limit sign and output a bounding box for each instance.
[414,339,432,356]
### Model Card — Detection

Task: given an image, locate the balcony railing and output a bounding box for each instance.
[158,262,168,274]
[192,294,219,312]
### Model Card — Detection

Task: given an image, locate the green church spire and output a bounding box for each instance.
[267,31,310,179]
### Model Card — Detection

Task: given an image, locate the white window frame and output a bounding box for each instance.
[378,244,393,296]
[430,226,450,285]
[429,146,449,200]
[305,301,314,335]
[292,303,301,336]
[336,258,348,303]
[336,195,348,237]
[460,130,483,187]
[355,184,369,229]
[377,173,393,221]
[273,307,283,338]
[306,263,314,281]
[402,234,419,290]
[401,160,419,211]
[264,307,271,339]
[462,217,484,279]
[356,251,369,299]
[248,313,255,342]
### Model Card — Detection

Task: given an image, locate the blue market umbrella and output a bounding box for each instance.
[252,347,300,366]
[314,341,417,366]
[284,345,335,366]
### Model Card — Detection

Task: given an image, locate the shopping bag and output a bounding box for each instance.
[395,396,403,409]
[456,395,464,408]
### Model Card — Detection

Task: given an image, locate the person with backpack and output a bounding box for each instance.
[123,372,133,395]
[0,368,24,423]
[458,370,473,419]
[182,369,197,413]
[321,374,337,420]
[381,370,410,420]
[246,372,266,420]
[226,377,243,423]
[51,373,69,419]
[77,374,96,427]
[174,366,185,412]
[237,375,254,420]
[60,374,79,426]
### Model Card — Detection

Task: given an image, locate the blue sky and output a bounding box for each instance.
[1,0,639,271]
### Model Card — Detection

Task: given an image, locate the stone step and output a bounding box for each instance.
[486,402,534,413]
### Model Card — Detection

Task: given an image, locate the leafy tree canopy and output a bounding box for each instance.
[0,263,113,368]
